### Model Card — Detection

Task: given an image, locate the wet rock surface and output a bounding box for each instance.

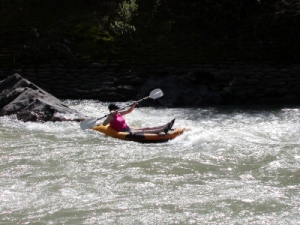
[0,74,85,122]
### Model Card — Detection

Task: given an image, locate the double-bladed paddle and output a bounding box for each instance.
[80,88,164,130]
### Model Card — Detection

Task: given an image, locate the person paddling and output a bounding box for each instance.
[102,103,175,134]
[102,103,135,132]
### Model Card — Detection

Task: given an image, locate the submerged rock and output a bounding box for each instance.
[0,74,85,122]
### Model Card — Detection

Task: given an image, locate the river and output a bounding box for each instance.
[1,101,299,224]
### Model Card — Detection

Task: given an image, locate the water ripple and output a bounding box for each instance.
[1,106,300,224]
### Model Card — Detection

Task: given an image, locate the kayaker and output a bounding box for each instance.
[103,103,136,132]
[103,103,175,134]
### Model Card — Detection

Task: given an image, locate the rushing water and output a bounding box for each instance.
[1,101,300,224]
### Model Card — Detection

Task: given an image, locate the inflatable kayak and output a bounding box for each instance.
[92,124,186,143]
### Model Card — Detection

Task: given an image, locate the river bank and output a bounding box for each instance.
[1,61,300,107]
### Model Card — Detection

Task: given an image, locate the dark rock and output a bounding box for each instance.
[277,88,289,94]
[0,74,85,122]
[247,88,256,96]
[230,80,244,86]
[90,63,103,68]
[268,81,285,87]
[198,84,208,97]
[206,92,222,104]
[181,88,198,105]
[235,77,248,83]
[247,79,260,85]
[264,87,277,95]
[235,90,248,99]
[163,67,176,73]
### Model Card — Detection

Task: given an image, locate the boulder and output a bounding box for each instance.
[0,73,86,122]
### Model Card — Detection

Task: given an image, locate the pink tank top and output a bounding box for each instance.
[110,113,128,131]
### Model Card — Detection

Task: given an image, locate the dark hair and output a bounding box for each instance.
[108,103,120,111]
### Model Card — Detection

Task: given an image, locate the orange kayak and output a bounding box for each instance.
[92,124,185,143]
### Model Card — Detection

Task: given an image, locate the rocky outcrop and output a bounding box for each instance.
[1,62,300,107]
[0,74,85,122]
[136,72,222,107]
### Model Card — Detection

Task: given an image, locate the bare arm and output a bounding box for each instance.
[102,112,115,126]
[119,102,137,116]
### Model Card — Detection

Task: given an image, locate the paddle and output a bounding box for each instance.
[80,88,164,130]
